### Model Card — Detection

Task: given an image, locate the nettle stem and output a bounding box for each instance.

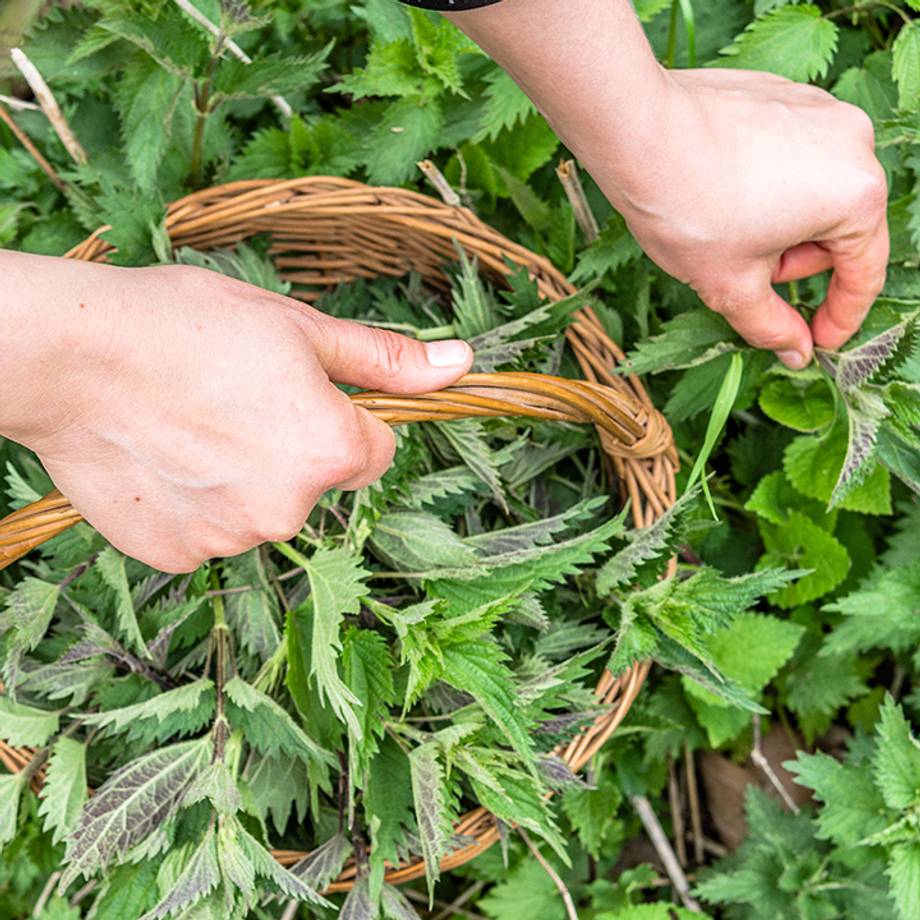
[189,35,225,187]
[209,572,233,762]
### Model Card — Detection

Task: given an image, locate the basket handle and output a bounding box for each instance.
[0,372,669,570]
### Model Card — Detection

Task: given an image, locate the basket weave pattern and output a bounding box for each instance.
[0,177,677,892]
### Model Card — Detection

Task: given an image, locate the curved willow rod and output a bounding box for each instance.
[0,372,669,570]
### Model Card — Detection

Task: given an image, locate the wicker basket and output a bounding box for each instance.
[0,177,677,892]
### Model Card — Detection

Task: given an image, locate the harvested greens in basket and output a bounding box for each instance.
[0,247,794,917]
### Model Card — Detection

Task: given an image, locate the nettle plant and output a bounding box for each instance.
[0,254,797,919]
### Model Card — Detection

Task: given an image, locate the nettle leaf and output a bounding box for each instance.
[366,738,416,895]
[433,420,507,510]
[223,551,281,664]
[0,576,61,690]
[787,748,887,846]
[216,816,255,900]
[622,310,739,375]
[758,511,850,607]
[469,769,568,863]
[570,212,643,284]
[61,737,210,887]
[381,883,423,920]
[333,40,422,99]
[80,677,215,743]
[0,773,26,849]
[290,831,352,889]
[409,742,456,899]
[372,511,479,573]
[784,425,892,515]
[759,375,835,433]
[476,66,534,141]
[247,752,309,836]
[236,818,330,907]
[429,516,625,608]
[823,560,920,658]
[97,11,210,78]
[116,58,183,193]
[888,843,920,920]
[893,20,920,112]
[298,545,371,739]
[715,5,839,82]
[224,675,330,766]
[96,547,147,657]
[365,96,443,185]
[140,828,220,920]
[465,498,604,556]
[440,640,534,762]
[0,697,59,746]
[822,311,919,392]
[873,695,920,811]
[214,47,330,100]
[39,737,88,845]
[341,876,375,920]
[597,490,696,593]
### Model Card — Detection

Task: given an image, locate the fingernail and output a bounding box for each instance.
[777,350,809,370]
[425,339,471,368]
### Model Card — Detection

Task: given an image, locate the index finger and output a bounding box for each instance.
[811,216,889,350]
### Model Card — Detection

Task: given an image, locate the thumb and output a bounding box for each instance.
[309,313,473,394]
[705,273,814,370]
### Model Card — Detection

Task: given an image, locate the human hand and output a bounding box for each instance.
[1,256,472,572]
[587,69,889,369]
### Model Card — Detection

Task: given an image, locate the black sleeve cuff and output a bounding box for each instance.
[399,0,502,9]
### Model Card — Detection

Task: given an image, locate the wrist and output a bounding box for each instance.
[0,252,122,448]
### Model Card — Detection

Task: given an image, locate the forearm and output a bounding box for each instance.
[446,0,674,210]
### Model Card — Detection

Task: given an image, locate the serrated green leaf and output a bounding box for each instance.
[409,742,456,901]
[96,547,147,656]
[622,310,738,375]
[0,697,59,747]
[0,773,26,849]
[224,675,330,765]
[61,738,210,888]
[39,737,87,845]
[759,376,835,432]
[285,544,369,740]
[893,21,920,112]
[784,426,891,514]
[873,695,920,810]
[715,5,839,82]
[758,512,850,607]
[786,748,887,846]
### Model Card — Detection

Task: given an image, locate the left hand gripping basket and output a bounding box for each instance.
[0,177,677,892]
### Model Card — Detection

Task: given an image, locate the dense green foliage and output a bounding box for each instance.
[3,1,920,918]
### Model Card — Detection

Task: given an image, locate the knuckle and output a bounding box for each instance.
[261,510,309,543]
[843,102,875,141]
[324,422,369,484]
[853,168,888,215]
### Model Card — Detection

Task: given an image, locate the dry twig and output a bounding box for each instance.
[751,715,800,815]
[31,871,61,917]
[667,754,688,867]
[417,159,461,207]
[0,101,67,191]
[10,46,87,165]
[519,827,579,920]
[432,880,486,920]
[684,741,705,865]
[0,92,38,111]
[630,794,704,913]
[556,159,599,243]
